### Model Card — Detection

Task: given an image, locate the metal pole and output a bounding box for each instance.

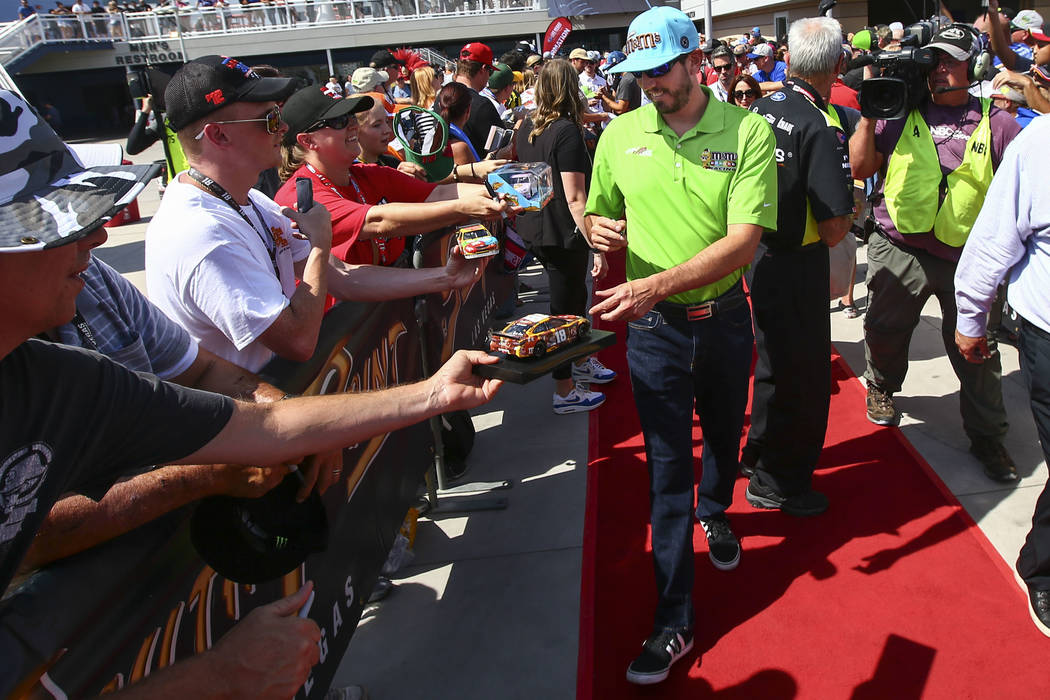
[326,47,335,78]
[172,5,188,62]
[704,0,713,43]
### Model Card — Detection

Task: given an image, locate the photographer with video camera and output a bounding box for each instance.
[850,24,1022,483]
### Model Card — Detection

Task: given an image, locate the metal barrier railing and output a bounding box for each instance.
[0,0,545,68]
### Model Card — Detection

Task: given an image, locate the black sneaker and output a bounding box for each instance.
[745,477,828,517]
[866,383,898,426]
[626,628,694,685]
[969,438,1019,483]
[699,513,740,571]
[1027,588,1050,638]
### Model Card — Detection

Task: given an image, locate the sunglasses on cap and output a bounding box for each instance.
[631,54,685,79]
[306,113,353,132]
[194,104,282,140]
[734,89,758,100]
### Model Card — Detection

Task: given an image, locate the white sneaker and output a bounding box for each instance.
[572,356,617,384]
[553,386,606,414]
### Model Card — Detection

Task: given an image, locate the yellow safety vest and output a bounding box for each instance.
[800,103,845,246]
[883,98,993,248]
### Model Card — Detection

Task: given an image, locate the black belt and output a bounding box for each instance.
[654,281,747,321]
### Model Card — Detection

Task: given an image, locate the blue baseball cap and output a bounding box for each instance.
[607,6,699,74]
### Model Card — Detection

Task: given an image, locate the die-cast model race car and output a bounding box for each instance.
[488,313,591,358]
[456,223,500,259]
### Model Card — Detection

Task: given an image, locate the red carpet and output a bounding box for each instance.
[578,311,1049,697]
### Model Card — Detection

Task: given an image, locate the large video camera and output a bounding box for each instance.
[858,17,946,120]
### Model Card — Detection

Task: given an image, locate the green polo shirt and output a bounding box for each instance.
[586,88,778,304]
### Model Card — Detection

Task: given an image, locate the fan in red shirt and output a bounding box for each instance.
[275,86,508,308]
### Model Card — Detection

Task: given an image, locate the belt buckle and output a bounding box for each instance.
[686,302,714,321]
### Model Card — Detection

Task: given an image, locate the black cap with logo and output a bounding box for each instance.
[164,55,299,132]
[280,85,374,145]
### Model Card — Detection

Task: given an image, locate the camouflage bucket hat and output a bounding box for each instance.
[0,90,160,252]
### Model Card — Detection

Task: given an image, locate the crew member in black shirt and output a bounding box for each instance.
[453,42,505,158]
[744,16,855,516]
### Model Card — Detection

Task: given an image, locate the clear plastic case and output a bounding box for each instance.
[486,162,554,211]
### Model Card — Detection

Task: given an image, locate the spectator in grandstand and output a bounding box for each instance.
[275,84,507,270]
[17,0,35,19]
[729,73,760,109]
[146,56,498,372]
[105,0,122,37]
[514,58,615,414]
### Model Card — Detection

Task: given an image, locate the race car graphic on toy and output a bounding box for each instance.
[488,313,591,358]
[456,222,500,259]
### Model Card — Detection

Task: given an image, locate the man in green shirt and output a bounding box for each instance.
[584,5,778,686]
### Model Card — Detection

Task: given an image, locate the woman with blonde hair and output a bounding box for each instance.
[410,65,441,110]
[514,59,615,414]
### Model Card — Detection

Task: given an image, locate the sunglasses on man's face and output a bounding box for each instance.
[632,54,684,79]
[306,113,353,132]
[194,104,282,140]
[711,63,733,72]
[734,89,758,100]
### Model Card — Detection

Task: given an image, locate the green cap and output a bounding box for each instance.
[488,63,514,91]
[852,29,872,52]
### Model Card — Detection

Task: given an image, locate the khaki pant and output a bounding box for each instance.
[863,233,1008,441]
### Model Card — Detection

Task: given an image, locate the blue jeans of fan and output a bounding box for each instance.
[626,287,753,631]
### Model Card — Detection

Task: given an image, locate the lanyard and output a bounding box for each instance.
[303,163,391,264]
[187,168,281,279]
[71,310,99,351]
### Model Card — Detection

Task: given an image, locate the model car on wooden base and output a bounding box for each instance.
[488,313,591,358]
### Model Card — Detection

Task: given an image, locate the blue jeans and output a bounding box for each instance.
[626,293,754,630]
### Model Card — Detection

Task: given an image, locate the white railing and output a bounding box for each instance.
[1,1,544,67]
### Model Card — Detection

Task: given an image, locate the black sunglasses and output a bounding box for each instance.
[734,89,758,100]
[306,113,353,132]
[631,54,685,79]
[711,63,733,72]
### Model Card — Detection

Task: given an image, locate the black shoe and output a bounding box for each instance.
[699,513,740,571]
[739,445,758,478]
[1026,587,1050,638]
[626,628,694,685]
[866,383,898,426]
[969,438,1019,483]
[746,477,828,517]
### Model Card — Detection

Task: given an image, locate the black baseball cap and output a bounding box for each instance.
[370,49,402,68]
[190,472,329,584]
[280,85,374,145]
[165,55,298,132]
[926,25,974,62]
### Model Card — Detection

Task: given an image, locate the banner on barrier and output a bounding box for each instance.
[2,231,513,698]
